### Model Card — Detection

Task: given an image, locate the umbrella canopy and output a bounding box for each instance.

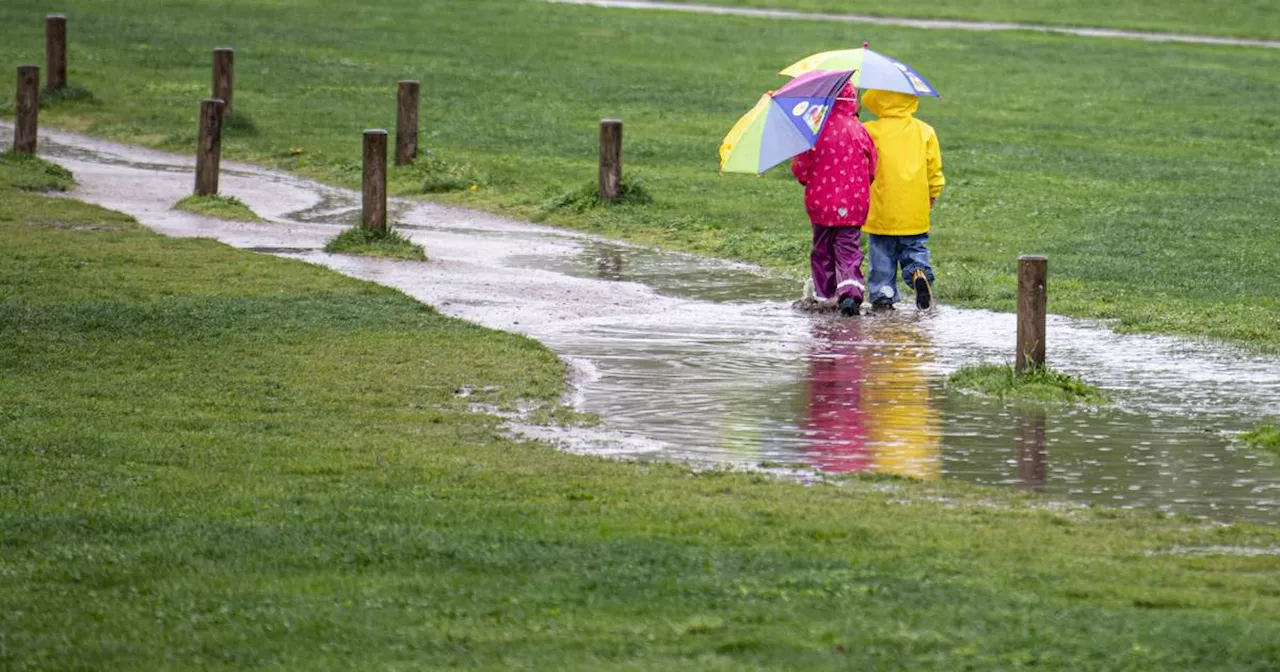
[719,69,855,175]
[780,47,938,98]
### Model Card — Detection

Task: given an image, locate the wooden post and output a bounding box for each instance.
[599,119,622,202]
[13,66,40,155]
[1014,409,1047,491]
[1015,255,1048,374]
[212,47,234,118]
[194,98,225,196]
[46,15,67,91]
[395,80,419,166]
[362,129,388,235]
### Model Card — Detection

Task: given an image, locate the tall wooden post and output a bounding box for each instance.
[212,47,234,118]
[46,15,67,91]
[194,98,225,196]
[395,80,419,166]
[1016,255,1048,374]
[13,66,40,155]
[362,129,388,235]
[599,119,622,202]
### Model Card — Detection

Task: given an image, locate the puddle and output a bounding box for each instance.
[6,125,1280,524]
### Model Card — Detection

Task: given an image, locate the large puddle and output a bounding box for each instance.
[8,127,1279,524]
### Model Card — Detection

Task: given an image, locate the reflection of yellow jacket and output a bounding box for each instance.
[861,90,945,237]
[863,328,941,480]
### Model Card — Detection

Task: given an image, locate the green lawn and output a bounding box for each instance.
[1,0,1277,348]
[658,0,1280,40]
[3,155,1280,670]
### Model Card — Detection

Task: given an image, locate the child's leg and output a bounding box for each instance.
[809,225,838,302]
[831,226,865,303]
[866,234,899,305]
[898,233,935,286]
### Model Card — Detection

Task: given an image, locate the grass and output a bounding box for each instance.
[1,1,1277,349]
[173,194,261,222]
[948,363,1110,404]
[1243,424,1280,455]
[4,156,1280,668]
[657,0,1280,40]
[323,225,427,260]
[538,172,655,215]
[0,152,75,191]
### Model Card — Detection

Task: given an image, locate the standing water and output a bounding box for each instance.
[9,127,1279,524]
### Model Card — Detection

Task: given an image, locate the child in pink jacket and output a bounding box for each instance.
[790,83,878,316]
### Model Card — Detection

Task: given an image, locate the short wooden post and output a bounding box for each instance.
[599,119,622,202]
[194,98,225,196]
[13,66,40,155]
[395,80,419,166]
[362,129,388,235]
[1015,255,1048,374]
[1014,409,1047,491]
[212,47,234,118]
[46,15,67,91]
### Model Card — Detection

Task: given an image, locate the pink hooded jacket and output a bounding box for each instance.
[790,84,878,227]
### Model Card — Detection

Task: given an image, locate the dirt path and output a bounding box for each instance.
[5,125,1279,523]
[547,0,1280,49]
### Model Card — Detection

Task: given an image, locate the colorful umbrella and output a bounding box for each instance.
[719,68,855,175]
[780,47,938,98]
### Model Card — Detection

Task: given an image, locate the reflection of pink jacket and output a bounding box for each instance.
[790,84,878,227]
[805,322,870,473]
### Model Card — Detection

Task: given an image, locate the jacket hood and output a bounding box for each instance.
[830,82,860,120]
[861,90,918,119]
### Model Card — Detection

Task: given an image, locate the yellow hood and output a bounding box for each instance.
[860,90,943,236]
[861,90,919,119]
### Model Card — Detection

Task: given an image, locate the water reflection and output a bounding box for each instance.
[805,318,941,480]
[595,247,625,281]
[804,320,871,473]
[1014,408,1048,491]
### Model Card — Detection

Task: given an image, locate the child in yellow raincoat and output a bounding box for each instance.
[861,90,945,310]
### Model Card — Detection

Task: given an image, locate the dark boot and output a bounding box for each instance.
[839,296,861,317]
[912,270,933,310]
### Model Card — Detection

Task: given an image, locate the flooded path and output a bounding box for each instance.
[7,126,1280,524]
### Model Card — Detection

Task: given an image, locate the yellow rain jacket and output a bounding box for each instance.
[861,90,945,237]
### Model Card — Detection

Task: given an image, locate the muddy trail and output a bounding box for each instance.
[6,127,1279,524]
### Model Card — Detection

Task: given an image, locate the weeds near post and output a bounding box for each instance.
[1241,424,1280,455]
[174,194,260,221]
[948,363,1109,404]
[324,226,426,261]
[389,149,485,194]
[38,85,99,108]
[540,172,653,215]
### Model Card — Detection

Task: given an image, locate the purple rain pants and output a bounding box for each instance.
[810,224,865,303]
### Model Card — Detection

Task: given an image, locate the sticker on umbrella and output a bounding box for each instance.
[719,69,855,175]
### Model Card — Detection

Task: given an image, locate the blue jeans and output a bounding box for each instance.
[868,233,933,305]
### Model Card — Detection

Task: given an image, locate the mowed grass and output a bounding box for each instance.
[659,0,1280,40]
[0,0,1277,348]
[4,165,1280,669]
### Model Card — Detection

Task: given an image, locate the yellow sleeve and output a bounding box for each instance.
[925,127,945,200]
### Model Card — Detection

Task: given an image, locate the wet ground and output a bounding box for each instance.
[6,126,1279,524]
